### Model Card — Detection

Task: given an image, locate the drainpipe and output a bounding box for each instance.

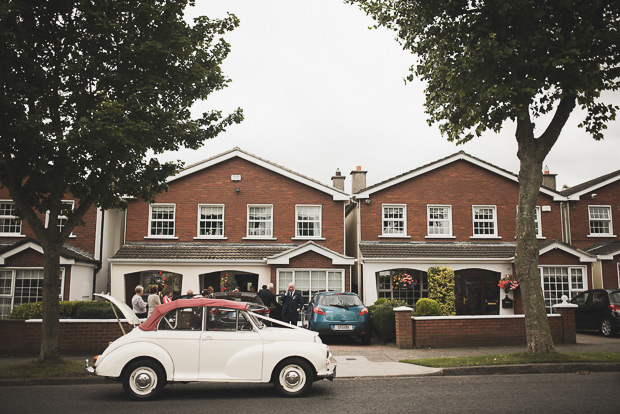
[92,209,105,297]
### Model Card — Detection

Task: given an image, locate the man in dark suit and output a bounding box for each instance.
[280,282,304,326]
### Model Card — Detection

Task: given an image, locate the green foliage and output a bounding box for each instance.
[9,300,118,319]
[368,299,407,343]
[427,267,456,316]
[415,298,442,316]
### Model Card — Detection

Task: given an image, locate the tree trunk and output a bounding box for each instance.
[40,245,62,361]
[515,147,555,353]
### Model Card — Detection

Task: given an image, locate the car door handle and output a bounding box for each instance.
[202,336,214,341]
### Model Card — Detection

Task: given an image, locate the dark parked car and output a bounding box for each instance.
[302,292,371,345]
[570,289,620,337]
[209,291,270,316]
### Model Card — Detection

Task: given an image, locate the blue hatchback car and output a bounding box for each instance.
[302,292,371,345]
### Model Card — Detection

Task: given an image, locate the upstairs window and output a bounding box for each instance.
[382,204,406,236]
[198,205,224,238]
[588,206,613,236]
[0,201,21,236]
[247,205,273,238]
[516,205,543,238]
[295,205,321,238]
[427,205,452,237]
[472,205,498,237]
[149,204,176,237]
[57,201,75,233]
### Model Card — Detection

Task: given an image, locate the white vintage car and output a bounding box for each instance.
[85,293,336,400]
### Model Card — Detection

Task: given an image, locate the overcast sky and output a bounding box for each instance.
[161,0,620,193]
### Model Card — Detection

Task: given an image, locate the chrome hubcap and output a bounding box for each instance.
[284,370,301,387]
[135,373,152,390]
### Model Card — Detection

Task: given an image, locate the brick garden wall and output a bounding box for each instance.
[394,306,576,349]
[0,319,133,355]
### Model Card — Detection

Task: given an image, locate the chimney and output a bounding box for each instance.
[331,168,345,191]
[542,165,557,190]
[351,165,367,194]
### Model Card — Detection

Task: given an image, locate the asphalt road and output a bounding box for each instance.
[2,373,619,414]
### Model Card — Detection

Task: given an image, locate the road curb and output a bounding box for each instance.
[441,362,620,376]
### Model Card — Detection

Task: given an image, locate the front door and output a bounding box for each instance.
[455,270,500,315]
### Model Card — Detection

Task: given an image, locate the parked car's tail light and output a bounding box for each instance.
[93,355,99,365]
[359,307,368,316]
[609,304,620,312]
[313,307,326,316]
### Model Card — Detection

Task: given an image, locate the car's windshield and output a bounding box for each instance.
[318,294,363,308]
[609,291,620,304]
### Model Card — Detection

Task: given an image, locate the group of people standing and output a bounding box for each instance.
[131,281,305,326]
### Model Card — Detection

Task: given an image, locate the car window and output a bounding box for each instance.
[318,294,363,307]
[206,307,253,331]
[158,307,203,331]
[608,292,620,305]
[591,291,608,304]
[571,292,589,305]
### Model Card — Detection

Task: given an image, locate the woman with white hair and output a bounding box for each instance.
[131,285,147,318]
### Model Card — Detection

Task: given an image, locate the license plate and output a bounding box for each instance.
[333,325,353,331]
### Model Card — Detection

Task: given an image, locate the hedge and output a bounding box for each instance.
[9,300,122,319]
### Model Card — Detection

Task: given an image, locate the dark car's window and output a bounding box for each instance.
[158,307,203,331]
[318,294,363,307]
[608,291,620,304]
[206,307,253,331]
[571,292,589,306]
[592,291,608,304]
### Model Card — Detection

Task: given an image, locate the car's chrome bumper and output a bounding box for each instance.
[84,358,95,375]
[317,356,337,381]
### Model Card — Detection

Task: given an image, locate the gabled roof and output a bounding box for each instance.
[265,241,355,265]
[0,238,97,265]
[585,241,620,259]
[358,239,595,263]
[169,147,349,201]
[560,169,620,200]
[354,151,564,200]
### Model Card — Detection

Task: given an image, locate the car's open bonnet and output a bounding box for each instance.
[94,293,141,326]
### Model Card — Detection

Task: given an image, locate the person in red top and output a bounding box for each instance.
[162,289,173,304]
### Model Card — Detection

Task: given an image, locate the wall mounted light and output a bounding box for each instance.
[591,193,597,199]
[235,187,240,193]
[364,199,371,205]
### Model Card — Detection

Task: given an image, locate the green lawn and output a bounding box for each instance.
[402,351,620,368]
[0,359,85,379]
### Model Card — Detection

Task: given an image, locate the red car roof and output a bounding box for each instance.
[139,298,250,331]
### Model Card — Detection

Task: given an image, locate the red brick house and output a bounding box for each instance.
[347,151,598,315]
[560,169,620,289]
[108,148,354,305]
[0,191,101,318]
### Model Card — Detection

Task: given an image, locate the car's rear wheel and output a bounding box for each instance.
[122,360,166,401]
[600,318,617,337]
[272,358,313,397]
[361,332,372,345]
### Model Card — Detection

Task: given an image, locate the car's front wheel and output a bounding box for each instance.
[600,318,617,337]
[272,358,313,397]
[122,360,166,401]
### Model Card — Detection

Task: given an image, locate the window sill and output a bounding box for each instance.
[144,236,179,240]
[379,235,411,239]
[193,236,228,240]
[0,234,25,238]
[242,237,277,241]
[291,237,326,241]
[470,236,502,240]
[587,234,617,238]
[425,235,456,239]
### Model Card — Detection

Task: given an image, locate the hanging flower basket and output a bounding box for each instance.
[392,273,418,290]
[220,273,233,292]
[498,275,519,294]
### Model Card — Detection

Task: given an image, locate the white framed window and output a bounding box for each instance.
[295,205,322,239]
[45,200,75,237]
[197,204,224,238]
[516,205,543,238]
[0,268,65,319]
[247,205,273,238]
[427,205,453,237]
[277,269,344,304]
[472,205,498,238]
[377,269,428,306]
[148,204,176,238]
[382,204,406,236]
[539,266,587,313]
[588,205,614,236]
[0,201,22,236]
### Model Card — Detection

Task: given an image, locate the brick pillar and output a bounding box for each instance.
[552,298,577,344]
[394,306,414,349]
